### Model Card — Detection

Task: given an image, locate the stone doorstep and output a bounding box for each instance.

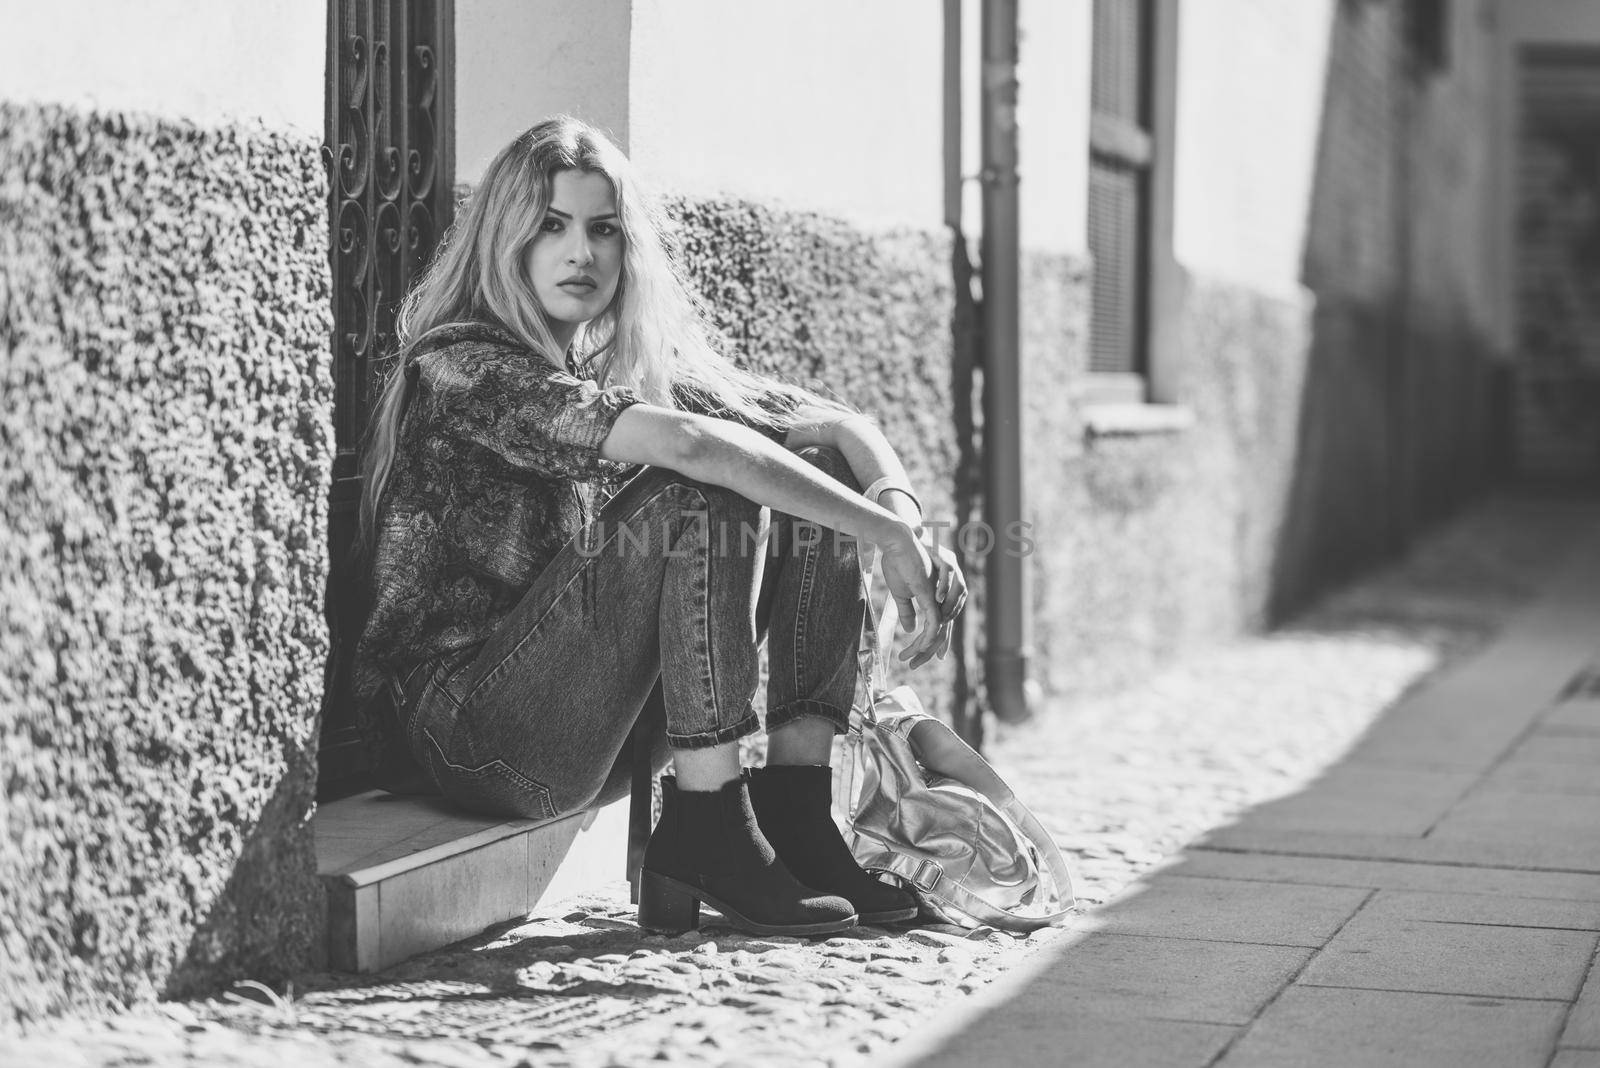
[315,789,632,973]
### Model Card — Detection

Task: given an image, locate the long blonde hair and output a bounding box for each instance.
[358,115,852,556]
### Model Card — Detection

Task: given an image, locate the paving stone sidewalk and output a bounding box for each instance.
[898,494,1600,1068]
[4,494,1592,1067]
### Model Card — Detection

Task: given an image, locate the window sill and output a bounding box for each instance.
[1082,402,1195,439]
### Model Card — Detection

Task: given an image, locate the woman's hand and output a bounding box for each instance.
[908,538,967,668]
[877,522,938,664]
[930,537,968,614]
[877,526,968,670]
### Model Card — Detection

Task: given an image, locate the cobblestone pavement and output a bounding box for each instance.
[4,496,1588,1067]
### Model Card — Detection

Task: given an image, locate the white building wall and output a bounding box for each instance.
[1013,0,1093,257]
[0,2,1518,319]
[1008,0,1339,289]
[624,0,1090,250]
[1172,0,1335,298]
[627,0,944,231]
[0,0,323,133]
[616,0,1376,298]
[454,0,632,185]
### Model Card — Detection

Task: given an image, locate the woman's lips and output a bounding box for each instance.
[558,280,596,293]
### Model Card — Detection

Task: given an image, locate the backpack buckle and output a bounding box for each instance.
[908,857,944,893]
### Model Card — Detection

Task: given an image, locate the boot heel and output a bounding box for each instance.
[637,871,700,934]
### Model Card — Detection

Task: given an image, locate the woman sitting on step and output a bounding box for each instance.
[354,116,967,937]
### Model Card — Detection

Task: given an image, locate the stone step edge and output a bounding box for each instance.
[321,809,579,889]
[319,802,627,972]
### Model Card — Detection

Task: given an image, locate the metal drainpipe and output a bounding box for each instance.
[980,0,1035,724]
[943,0,983,747]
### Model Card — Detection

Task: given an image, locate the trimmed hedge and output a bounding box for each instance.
[0,103,333,1021]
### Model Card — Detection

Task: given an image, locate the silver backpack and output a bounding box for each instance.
[834,566,1077,932]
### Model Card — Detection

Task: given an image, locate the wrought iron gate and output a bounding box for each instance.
[320,0,454,797]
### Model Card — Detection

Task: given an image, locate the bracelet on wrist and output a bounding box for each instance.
[863,476,923,517]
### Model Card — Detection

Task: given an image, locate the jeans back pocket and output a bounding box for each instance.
[418,724,558,821]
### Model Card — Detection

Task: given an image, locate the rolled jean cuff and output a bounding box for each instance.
[665,708,762,750]
[766,699,852,737]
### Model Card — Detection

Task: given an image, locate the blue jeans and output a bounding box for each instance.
[394,446,867,821]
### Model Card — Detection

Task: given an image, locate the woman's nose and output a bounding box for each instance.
[566,232,594,266]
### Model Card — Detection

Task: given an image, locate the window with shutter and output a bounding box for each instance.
[1088,0,1153,379]
[1085,0,1179,407]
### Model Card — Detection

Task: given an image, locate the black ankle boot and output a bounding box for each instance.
[747,764,921,925]
[638,775,858,937]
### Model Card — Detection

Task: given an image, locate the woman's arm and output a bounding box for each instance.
[813,413,922,526]
[599,404,908,546]
[797,409,966,668]
[599,403,945,660]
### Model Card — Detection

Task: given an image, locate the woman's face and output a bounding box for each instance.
[527,169,624,349]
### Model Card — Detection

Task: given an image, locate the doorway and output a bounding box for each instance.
[1514,44,1600,481]
[319,0,455,798]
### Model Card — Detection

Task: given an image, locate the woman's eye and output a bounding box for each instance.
[591,222,619,237]
[539,217,563,233]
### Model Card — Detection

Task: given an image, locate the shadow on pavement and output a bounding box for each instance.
[896,498,1600,1068]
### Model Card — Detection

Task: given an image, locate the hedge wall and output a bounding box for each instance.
[0,103,333,1022]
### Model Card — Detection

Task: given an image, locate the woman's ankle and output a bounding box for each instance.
[671,742,741,791]
[766,716,835,765]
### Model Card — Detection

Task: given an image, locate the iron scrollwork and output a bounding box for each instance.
[321,0,453,795]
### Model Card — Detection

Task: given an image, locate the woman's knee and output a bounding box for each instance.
[794,444,860,492]
[625,467,763,524]
[595,472,764,560]
[693,479,764,523]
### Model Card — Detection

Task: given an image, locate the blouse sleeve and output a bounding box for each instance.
[418,347,642,480]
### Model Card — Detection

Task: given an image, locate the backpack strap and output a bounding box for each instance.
[856,556,902,724]
[851,558,889,729]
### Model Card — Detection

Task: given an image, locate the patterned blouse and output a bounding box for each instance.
[353,321,793,702]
